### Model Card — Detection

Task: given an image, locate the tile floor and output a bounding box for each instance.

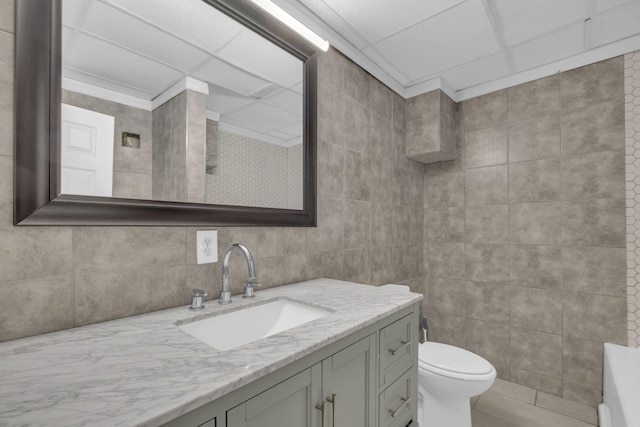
[471,379,599,427]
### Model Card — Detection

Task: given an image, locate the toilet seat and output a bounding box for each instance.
[418,342,495,380]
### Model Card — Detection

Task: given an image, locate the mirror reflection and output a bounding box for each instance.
[60,0,304,210]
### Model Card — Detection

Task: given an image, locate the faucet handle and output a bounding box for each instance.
[242,280,261,299]
[189,289,208,310]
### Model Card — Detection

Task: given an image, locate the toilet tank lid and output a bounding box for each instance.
[419,342,494,375]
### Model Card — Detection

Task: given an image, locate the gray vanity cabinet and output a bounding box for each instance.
[162,303,418,427]
[227,365,322,427]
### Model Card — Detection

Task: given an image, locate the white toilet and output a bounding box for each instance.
[417,341,496,427]
[380,284,496,427]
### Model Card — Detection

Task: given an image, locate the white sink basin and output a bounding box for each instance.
[178,299,331,351]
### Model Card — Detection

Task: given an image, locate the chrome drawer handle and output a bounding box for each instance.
[388,340,409,355]
[389,397,410,418]
[315,402,326,427]
[326,393,337,427]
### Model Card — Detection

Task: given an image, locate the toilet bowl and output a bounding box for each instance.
[378,285,495,427]
[417,342,496,427]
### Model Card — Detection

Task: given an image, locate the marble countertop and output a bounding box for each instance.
[0,278,422,427]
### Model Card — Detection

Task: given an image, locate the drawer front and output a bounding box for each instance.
[379,314,413,388]
[379,369,413,427]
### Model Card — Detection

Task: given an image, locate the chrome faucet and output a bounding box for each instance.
[219,243,260,304]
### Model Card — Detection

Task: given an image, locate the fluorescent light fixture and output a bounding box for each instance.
[249,0,330,52]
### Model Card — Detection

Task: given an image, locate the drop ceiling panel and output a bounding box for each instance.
[207,84,255,115]
[79,2,209,72]
[509,22,585,72]
[218,30,303,88]
[262,89,302,114]
[225,103,300,131]
[62,0,91,28]
[278,121,303,137]
[105,0,244,53]
[438,51,511,90]
[372,0,501,81]
[191,56,269,96]
[64,33,182,97]
[596,0,634,13]
[492,0,587,46]
[311,0,467,44]
[589,1,640,48]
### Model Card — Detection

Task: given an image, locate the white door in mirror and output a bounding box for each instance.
[60,104,115,197]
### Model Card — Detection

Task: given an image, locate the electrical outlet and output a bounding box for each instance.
[196,230,218,264]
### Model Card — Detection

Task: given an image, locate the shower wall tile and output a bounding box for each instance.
[509,202,562,245]
[424,171,465,208]
[510,287,563,335]
[561,150,625,200]
[509,245,562,290]
[465,243,509,284]
[507,74,560,123]
[465,165,508,206]
[465,126,508,168]
[508,158,561,203]
[561,199,626,247]
[508,114,560,163]
[424,56,627,406]
[465,281,510,325]
[462,89,507,132]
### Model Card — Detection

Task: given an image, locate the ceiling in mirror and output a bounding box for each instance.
[61,0,303,147]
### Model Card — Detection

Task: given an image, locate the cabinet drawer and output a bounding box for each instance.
[379,369,413,427]
[379,314,413,388]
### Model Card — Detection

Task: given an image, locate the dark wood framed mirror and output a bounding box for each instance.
[14,0,317,226]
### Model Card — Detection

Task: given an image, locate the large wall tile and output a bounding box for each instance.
[0,81,13,157]
[0,31,12,84]
[462,89,507,132]
[75,266,185,326]
[370,77,393,118]
[317,48,347,90]
[393,92,405,131]
[508,114,560,163]
[371,203,395,247]
[560,57,623,110]
[465,281,509,324]
[509,158,561,203]
[428,207,465,243]
[562,246,626,295]
[371,158,395,205]
[510,287,563,335]
[344,200,371,249]
[428,277,466,316]
[563,292,627,344]
[317,140,344,197]
[429,242,466,279]
[392,206,411,245]
[561,100,624,156]
[344,60,369,106]
[343,97,371,155]
[509,202,562,245]
[0,277,74,342]
[73,228,185,275]
[344,149,372,201]
[306,196,344,252]
[343,248,371,284]
[508,75,560,123]
[317,84,344,145]
[0,229,73,281]
[509,245,562,289]
[426,311,466,347]
[465,126,508,168]
[305,250,344,281]
[466,319,510,364]
[465,165,508,206]
[466,243,509,284]
[509,368,562,397]
[0,0,13,33]
[562,337,603,390]
[561,199,625,247]
[370,245,394,285]
[466,205,509,244]
[562,382,603,408]
[561,150,625,200]
[510,327,562,378]
[371,116,394,161]
[424,171,465,208]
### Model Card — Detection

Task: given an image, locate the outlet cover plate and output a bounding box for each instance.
[196,230,218,264]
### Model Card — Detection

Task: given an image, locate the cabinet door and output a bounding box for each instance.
[227,365,322,427]
[322,334,376,427]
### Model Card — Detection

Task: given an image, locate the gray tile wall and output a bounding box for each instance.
[424,57,627,407]
[0,1,425,347]
[61,90,153,200]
